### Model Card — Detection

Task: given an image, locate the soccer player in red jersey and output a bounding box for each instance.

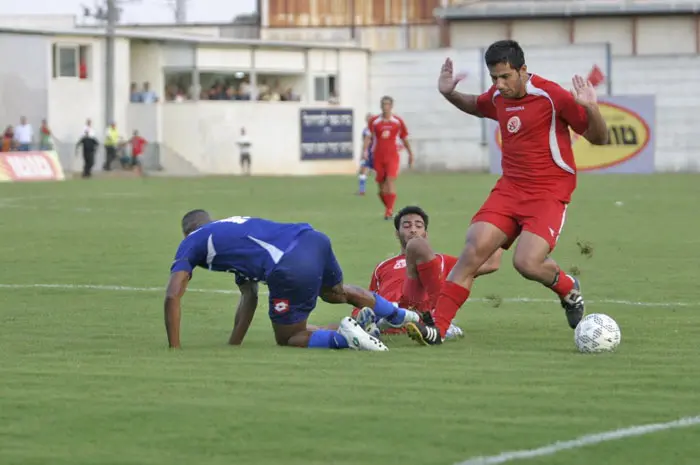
[406,40,609,346]
[351,205,502,338]
[368,96,414,220]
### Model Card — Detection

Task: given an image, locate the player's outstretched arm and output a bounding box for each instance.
[438,58,483,117]
[570,75,609,145]
[164,271,190,349]
[228,281,259,345]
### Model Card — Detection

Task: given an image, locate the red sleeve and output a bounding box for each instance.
[367,116,377,136]
[369,265,380,292]
[398,117,408,139]
[553,86,589,135]
[476,87,498,120]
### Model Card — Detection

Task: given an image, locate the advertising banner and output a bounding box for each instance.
[300,108,354,161]
[0,151,66,182]
[488,95,655,174]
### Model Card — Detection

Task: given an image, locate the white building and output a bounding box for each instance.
[0,26,369,176]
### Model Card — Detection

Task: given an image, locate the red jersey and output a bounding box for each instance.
[368,114,408,159]
[131,136,147,156]
[369,253,457,310]
[477,74,589,202]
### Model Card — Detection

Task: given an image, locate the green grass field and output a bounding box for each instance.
[1,173,699,465]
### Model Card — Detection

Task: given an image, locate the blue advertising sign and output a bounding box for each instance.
[300,108,354,161]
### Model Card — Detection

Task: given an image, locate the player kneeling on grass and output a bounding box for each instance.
[350,205,503,340]
[164,210,422,351]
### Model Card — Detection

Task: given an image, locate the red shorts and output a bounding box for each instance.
[373,156,399,183]
[471,181,569,251]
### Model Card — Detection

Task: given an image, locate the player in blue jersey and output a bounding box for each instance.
[164,210,421,351]
[356,113,374,195]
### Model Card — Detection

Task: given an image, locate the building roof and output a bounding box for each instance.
[435,0,700,20]
[0,25,368,51]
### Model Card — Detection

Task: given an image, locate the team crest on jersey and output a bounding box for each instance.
[393,259,406,269]
[506,116,521,134]
[272,299,290,314]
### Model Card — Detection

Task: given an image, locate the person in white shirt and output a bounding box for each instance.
[14,116,33,151]
[141,82,159,103]
[83,118,95,138]
[237,127,252,175]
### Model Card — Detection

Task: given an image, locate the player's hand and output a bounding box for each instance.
[438,58,467,96]
[408,153,414,169]
[571,75,597,107]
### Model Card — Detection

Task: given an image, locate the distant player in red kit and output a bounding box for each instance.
[406,40,609,346]
[351,205,502,338]
[368,96,414,220]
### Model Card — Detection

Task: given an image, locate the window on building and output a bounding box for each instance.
[313,74,338,103]
[199,71,253,100]
[52,44,91,79]
[163,70,194,102]
[257,73,304,102]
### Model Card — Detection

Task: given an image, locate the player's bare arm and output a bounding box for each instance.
[228,280,259,345]
[571,75,609,145]
[164,270,190,349]
[438,58,483,117]
[402,138,415,167]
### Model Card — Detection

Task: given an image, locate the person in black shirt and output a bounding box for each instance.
[76,131,99,178]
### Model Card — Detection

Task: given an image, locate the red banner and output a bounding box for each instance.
[0,151,66,182]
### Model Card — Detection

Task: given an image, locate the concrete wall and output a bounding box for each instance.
[159,102,356,175]
[48,35,131,172]
[449,16,700,56]
[0,33,49,149]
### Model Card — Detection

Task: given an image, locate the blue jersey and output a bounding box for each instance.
[362,127,372,155]
[170,216,313,284]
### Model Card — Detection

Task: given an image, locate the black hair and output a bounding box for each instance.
[394,206,429,231]
[380,95,394,104]
[181,209,212,235]
[484,40,526,70]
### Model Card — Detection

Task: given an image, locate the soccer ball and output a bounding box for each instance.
[574,313,621,353]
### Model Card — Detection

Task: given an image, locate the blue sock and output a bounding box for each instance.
[358,174,367,193]
[373,293,405,326]
[308,329,350,349]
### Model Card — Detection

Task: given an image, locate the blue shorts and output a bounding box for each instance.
[360,153,374,170]
[266,229,344,325]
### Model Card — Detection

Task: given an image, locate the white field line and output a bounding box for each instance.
[455,415,700,465]
[0,283,698,307]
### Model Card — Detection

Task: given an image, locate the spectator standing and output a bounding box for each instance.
[2,126,15,152]
[237,127,252,175]
[39,119,53,150]
[76,130,99,178]
[128,130,147,177]
[103,122,120,171]
[14,116,33,151]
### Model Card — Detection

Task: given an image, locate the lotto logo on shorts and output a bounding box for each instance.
[272,299,290,314]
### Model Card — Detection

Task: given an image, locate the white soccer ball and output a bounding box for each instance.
[574,313,621,353]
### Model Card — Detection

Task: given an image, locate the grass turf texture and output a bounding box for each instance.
[1,173,699,465]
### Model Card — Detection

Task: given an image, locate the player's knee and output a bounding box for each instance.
[405,236,434,264]
[320,284,347,304]
[512,252,539,280]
